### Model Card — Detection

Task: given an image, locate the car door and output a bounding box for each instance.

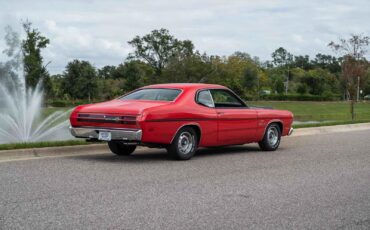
[209,89,258,145]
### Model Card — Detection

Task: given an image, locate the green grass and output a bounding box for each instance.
[249,101,370,121]
[0,140,97,151]
[41,107,72,117]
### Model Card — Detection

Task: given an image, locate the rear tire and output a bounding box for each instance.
[167,127,198,160]
[108,142,136,156]
[258,123,281,151]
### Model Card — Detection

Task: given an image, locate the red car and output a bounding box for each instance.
[70,83,293,160]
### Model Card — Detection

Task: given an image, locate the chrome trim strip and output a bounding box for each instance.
[117,87,184,102]
[288,127,294,136]
[70,126,142,141]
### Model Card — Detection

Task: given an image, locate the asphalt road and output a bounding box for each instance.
[1,130,370,230]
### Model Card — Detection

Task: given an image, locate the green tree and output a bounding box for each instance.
[300,69,336,95]
[293,55,312,70]
[98,65,116,79]
[128,28,194,76]
[297,83,308,95]
[122,61,146,92]
[271,47,293,94]
[62,60,97,101]
[21,22,51,92]
[242,66,259,93]
[275,79,285,94]
[311,53,341,74]
[272,47,293,67]
[162,51,211,83]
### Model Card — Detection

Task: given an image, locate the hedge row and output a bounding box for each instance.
[259,94,341,101]
[47,100,99,107]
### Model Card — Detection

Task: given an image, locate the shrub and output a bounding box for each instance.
[260,94,340,101]
[50,100,67,107]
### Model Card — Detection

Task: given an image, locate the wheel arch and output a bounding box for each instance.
[170,123,202,145]
[264,119,283,136]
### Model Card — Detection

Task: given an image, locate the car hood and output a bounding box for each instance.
[76,100,170,115]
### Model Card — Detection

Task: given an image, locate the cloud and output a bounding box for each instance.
[0,0,369,74]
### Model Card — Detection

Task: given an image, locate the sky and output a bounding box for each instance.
[0,0,369,74]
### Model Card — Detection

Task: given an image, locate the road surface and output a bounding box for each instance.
[1,130,370,229]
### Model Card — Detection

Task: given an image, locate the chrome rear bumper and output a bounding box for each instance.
[70,126,142,141]
[288,127,294,136]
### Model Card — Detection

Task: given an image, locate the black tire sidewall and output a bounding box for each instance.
[168,127,198,160]
[108,141,136,156]
[260,123,281,151]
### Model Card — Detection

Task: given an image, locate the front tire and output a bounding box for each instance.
[167,127,198,160]
[259,123,281,151]
[108,141,136,156]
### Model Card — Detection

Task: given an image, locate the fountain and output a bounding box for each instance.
[0,74,72,144]
[0,26,72,144]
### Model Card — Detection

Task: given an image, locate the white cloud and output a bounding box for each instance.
[0,0,369,74]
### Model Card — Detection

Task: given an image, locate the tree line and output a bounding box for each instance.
[2,23,370,104]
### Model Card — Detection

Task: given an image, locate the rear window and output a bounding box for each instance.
[120,88,181,101]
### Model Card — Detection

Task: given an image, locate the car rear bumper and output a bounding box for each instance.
[70,126,142,141]
[288,127,294,136]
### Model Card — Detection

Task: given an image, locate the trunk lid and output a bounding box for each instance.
[71,100,169,129]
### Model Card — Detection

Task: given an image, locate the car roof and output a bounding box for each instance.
[142,83,227,90]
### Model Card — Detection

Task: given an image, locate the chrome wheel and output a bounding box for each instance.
[267,126,279,147]
[177,131,194,154]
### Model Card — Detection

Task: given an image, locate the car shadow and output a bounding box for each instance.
[70,144,262,163]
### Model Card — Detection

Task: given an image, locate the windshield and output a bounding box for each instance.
[120,88,182,101]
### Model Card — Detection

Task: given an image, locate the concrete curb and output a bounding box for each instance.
[293,122,370,137]
[0,144,109,162]
[0,122,369,162]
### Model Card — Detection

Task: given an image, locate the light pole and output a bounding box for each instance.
[357,76,360,102]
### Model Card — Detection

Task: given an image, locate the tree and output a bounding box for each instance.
[311,53,341,74]
[271,47,293,94]
[21,22,51,92]
[98,65,116,79]
[128,28,194,76]
[122,61,145,92]
[300,69,336,96]
[162,51,214,84]
[329,34,370,119]
[328,34,370,59]
[293,55,312,70]
[62,60,97,101]
[272,47,293,67]
[275,79,285,94]
[297,83,308,95]
[242,65,259,94]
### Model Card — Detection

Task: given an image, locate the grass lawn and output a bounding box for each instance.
[249,101,370,121]
[42,107,72,117]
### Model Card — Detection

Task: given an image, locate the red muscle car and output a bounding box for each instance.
[70,83,293,160]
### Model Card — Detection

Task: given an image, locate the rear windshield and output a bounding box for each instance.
[120,88,181,101]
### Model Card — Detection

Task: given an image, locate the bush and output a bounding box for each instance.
[260,94,341,101]
[47,99,100,107]
[50,100,67,107]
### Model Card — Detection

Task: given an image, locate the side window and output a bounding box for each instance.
[196,90,215,108]
[210,89,245,108]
